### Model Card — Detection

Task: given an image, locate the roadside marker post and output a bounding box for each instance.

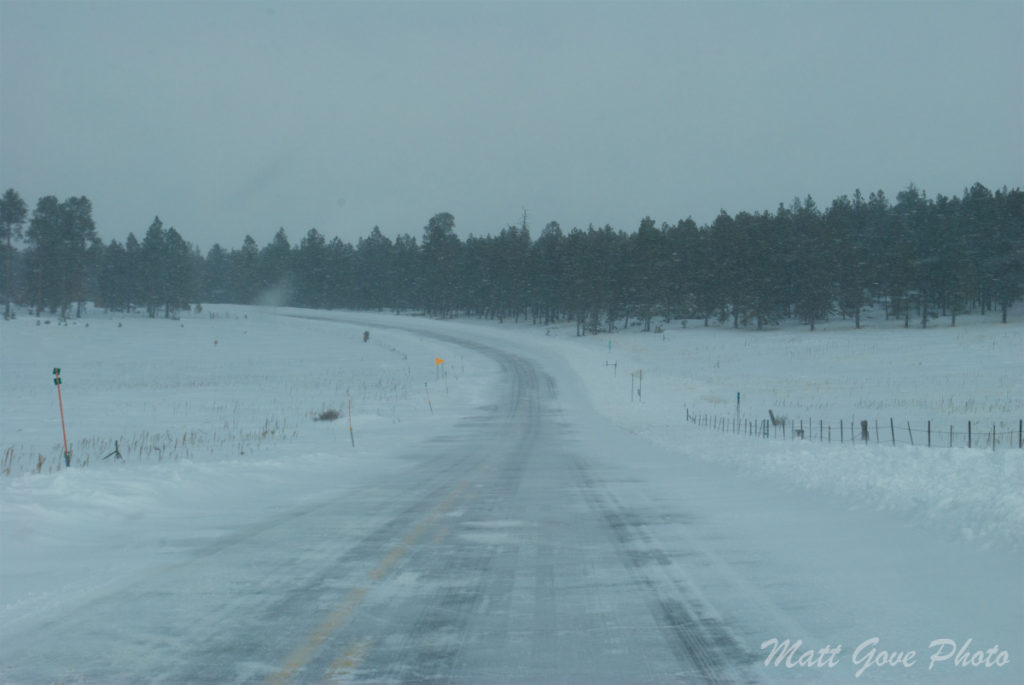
[347,393,355,447]
[53,368,70,467]
[434,357,449,396]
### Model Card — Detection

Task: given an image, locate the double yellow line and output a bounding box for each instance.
[268,479,472,683]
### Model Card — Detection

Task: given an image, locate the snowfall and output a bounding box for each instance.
[1,303,1021,683]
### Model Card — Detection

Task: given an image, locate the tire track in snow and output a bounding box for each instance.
[575,460,795,684]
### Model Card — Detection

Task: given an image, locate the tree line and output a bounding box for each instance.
[1,183,1021,331]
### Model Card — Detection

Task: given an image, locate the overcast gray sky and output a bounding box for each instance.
[2,0,1022,252]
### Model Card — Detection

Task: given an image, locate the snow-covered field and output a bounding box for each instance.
[0,307,501,628]
[1,307,498,474]
[1,304,1021,682]
[520,309,1024,549]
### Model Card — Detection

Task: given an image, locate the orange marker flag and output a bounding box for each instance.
[435,357,444,365]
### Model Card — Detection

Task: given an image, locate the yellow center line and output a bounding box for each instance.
[268,587,368,684]
[369,481,467,580]
[326,638,374,681]
[268,479,471,683]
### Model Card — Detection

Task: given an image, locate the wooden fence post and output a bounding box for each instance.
[890,418,895,446]
[907,421,914,446]
[927,420,931,447]
[968,421,972,448]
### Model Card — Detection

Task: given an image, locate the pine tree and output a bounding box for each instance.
[391,233,420,312]
[830,191,871,328]
[140,218,167,317]
[738,210,784,330]
[323,237,356,309]
[259,228,294,303]
[460,234,491,317]
[164,227,194,316]
[530,221,565,324]
[0,189,28,319]
[933,194,971,325]
[294,229,328,308]
[61,196,99,317]
[98,239,131,311]
[202,243,232,302]
[25,196,98,317]
[788,196,833,331]
[662,218,696,322]
[355,226,393,310]
[420,213,461,317]
[492,219,531,322]
[990,187,1024,322]
[708,211,748,327]
[124,233,142,310]
[627,217,667,331]
[233,235,260,304]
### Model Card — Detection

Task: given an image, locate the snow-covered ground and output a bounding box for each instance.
[0,308,501,627]
[1,307,498,474]
[519,310,1024,550]
[1,304,1021,682]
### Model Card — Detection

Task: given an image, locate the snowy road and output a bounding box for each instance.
[2,314,1021,683]
[2,332,756,683]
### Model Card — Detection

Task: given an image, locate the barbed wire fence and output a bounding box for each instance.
[684,409,1024,451]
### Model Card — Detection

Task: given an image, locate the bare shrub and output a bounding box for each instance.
[315,409,340,422]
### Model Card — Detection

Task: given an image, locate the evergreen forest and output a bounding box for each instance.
[1,183,1021,332]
